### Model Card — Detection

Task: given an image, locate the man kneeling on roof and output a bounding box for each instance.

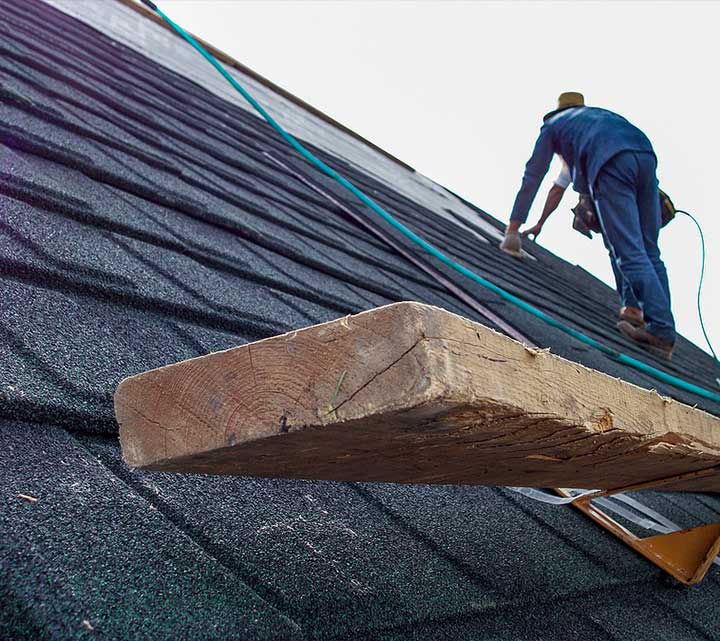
[501,92,676,359]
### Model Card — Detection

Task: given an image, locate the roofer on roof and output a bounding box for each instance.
[501,92,676,358]
[518,154,646,330]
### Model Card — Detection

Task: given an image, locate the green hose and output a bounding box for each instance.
[140,1,720,405]
[676,210,719,366]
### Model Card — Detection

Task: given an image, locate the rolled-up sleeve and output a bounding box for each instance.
[554,161,572,189]
[509,126,554,223]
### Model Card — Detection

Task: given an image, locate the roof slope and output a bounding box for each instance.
[0,1,719,639]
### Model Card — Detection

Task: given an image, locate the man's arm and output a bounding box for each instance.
[522,183,566,238]
[507,126,554,232]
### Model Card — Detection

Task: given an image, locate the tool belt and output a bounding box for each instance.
[571,189,676,239]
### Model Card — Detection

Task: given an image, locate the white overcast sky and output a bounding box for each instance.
[162,0,717,358]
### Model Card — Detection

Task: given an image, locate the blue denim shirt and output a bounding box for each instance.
[510,106,654,223]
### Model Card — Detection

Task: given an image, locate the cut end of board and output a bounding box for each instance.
[115,302,720,490]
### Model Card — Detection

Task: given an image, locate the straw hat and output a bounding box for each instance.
[543,91,585,121]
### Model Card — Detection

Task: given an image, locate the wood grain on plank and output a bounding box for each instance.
[115,302,720,490]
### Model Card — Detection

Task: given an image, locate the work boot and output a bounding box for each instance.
[617,320,674,360]
[619,306,644,327]
[500,231,522,257]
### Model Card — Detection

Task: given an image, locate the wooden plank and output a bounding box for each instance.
[115,302,720,490]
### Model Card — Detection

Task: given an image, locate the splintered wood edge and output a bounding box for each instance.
[115,301,720,482]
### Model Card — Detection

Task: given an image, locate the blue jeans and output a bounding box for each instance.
[593,151,676,342]
[603,234,640,309]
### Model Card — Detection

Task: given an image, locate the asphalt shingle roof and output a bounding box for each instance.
[1,1,719,639]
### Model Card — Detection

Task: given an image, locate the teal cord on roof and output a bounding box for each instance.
[676,210,719,366]
[143,1,720,404]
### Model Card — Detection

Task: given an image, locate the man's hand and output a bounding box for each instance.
[522,223,543,239]
[505,220,522,234]
[520,182,565,242]
[500,220,523,257]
